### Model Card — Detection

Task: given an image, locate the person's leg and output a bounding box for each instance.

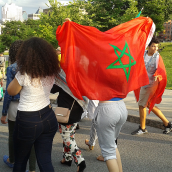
[8,120,15,163]
[28,146,36,172]
[95,101,127,172]
[131,105,148,135]
[151,106,169,126]
[13,106,57,172]
[59,124,73,164]
[13,117,36,172]
[88,119,98,146]
[60,123,86,171]
[3,120,15,168]
[106,159,120,172]
[150,106,172,134]
[85,119,98,150]
[106,148,123,172]
[34,131,56,172]
[34,109,58,172]
[131,87,151,135]
[139,105,147,130]
[137,87,150,130]
[116,148,122,172]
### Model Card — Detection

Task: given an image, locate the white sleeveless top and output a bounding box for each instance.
[15,71,55,111]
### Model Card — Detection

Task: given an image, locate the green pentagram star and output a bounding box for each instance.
[107,41,136,82]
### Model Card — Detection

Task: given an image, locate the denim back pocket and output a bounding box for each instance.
[47,112,58,133]
[17,124,37,141]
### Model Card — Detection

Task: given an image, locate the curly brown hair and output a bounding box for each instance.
[16,37,60,78]
[9,40,23,64]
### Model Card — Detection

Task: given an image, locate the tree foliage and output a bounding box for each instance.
[0,0,172,53]
[137,0,172,31]
[0,19,40,51]
[82,0,138,31]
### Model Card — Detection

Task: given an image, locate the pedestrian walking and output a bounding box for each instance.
[7,37,60,172]
[131,37,172,135]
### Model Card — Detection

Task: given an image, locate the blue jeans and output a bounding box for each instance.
[13,105,58,172]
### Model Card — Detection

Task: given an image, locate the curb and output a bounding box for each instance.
[127,114,164,130]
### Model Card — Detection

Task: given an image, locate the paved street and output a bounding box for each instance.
[0,85,172,172]
[0,111,172,172]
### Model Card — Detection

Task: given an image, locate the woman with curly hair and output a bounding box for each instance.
[7,37,60,172]
[1,40,36,172]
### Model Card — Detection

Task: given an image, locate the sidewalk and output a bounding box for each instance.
[0,81,172,172]
[124,89,172,129]
[2,80,172,129]
[49,89,172,130]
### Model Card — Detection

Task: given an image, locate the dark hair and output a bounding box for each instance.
[148,37,159,46]
[9,40,23,64]
[16,37,60,78]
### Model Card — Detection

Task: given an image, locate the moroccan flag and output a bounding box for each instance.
[134,55,167,113]
[56,17,155,100]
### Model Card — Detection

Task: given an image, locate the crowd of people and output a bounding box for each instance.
[0,20,171,172]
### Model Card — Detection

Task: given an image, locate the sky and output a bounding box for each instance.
[0,0,71,19]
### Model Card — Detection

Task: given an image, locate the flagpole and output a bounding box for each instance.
[136,7,144,18]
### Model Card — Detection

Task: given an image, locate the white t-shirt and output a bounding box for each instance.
[15,71,55,111]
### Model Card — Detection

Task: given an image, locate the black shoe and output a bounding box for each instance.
[131,126,148,135]
[163,122,172,134]
[60,159,72,166]
[77,161,86,172]
[76,124,80,130]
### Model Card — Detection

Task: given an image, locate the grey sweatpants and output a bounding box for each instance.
[88,119,98,146]
[93,101,128,161]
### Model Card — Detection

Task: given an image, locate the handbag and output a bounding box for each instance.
[55,100,75,123]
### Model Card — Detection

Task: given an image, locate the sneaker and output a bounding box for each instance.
[3,155,14,168]
[131,126,148,135]
[163,122,172,134]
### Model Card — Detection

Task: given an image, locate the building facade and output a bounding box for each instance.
[43,8,52,16]
[163,20,172,41]
[28,7,43,20]
[2,3,23,22]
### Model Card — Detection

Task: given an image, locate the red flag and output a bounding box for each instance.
[56,17,154,100]
[134,55,167,113]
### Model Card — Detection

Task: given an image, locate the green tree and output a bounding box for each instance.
[1,21,22,48]
[38,0,91,47]
[33,23,58,47]
[0,20,41,48]
[0,38,6,53]
[137,0,172,32]
[23,19,41,38]
[82,0,139,31]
